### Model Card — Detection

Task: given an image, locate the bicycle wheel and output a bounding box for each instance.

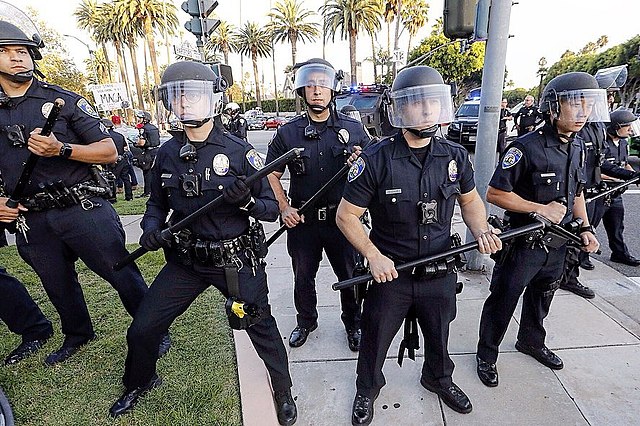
[0,386,15,426]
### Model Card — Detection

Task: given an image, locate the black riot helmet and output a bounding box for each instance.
[157,61,225,128]
[293,58,343,113]
[0,2,45,84]
[386,66,454,138]
[607,108,640,137]
[539,72,609,123]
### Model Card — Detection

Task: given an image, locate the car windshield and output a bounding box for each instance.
[457,103,479,117]
[335,96,353,110]
[352,95,379,110]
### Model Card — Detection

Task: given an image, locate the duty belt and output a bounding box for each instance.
[192,235,253,267]
[20,180,108,212]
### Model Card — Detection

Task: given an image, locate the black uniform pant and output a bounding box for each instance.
[565,197,604,285]
[477,243,566,364]
[0,266,53,342]
[15,200,148,346]
[356,271,457,398]
[602,196,630,258]
[287,220,360,331]
[111,161,133,200]
[123,257,292,393]
[142,169,152,195]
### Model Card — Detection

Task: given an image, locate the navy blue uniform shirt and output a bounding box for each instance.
[491,124,585,227]
[0,78,109,196]
[603,135,630,168]
[514,105,543,129]
[578,122,607,188]
[343,133,475,261]
[108,128,127,156]
[266,112,370,206]
[140,123,160,147]
[142,124,278,240]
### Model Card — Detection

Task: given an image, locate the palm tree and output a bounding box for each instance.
[113,0,146,110]
[401,0,429,60]
[74,0,112,82]
[234,22,271,108]
[321,0,384,86]
[206,21,237,64]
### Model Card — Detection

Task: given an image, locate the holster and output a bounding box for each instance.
[397,307,419,367]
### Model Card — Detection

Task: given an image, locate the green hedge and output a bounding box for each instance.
[239,98,296,114]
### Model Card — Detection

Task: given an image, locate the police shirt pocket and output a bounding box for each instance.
[331,145,349,158]
[439,182,461,199]
[378,188,411,224]
[532,172,563,202]
[160,174,180,197]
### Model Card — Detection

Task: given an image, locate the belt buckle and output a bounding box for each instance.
[317,207,327,221]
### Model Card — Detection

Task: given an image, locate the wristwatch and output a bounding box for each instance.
[239,196,256,212]
[59,142,73,158]
[580,225,595,234]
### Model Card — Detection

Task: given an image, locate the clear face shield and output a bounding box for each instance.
[557,89,610,123]
[387,84,454,129]
[622,119,640,137]
[157,80,223,124]
[294,64,340,92]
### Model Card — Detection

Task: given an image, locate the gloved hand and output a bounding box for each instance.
[140,228,171,251]
[223,176,251,206]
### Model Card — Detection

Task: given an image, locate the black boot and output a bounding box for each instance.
[4,330,53,365]
[274,390,297,426]
[109,375,162,417]
[351,393,376,425]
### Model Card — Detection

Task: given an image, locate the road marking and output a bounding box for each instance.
[628,277,640,288]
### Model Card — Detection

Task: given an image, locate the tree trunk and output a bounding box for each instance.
[252,50,262,108]
[349,30,357,86]
[127,39,145,111]
[406,33,413,64]
[223,45,229,64]
[292,36,301,114]
[115,41,134,123]
[371,36,378,83]
[101,41,112,83]
[145,16,161,86]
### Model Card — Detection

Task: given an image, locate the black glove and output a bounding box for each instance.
[140,228,171,251]
[223,176,251,206]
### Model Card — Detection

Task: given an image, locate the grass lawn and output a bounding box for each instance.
[110,187,149,216]
[0,245,242,426]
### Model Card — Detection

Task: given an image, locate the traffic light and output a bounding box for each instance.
[443,0,476,40]
[181,0,220,39]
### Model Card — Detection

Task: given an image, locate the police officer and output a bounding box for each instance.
[101,118,132,201]
[337,66,502,424]
[134,110,160,197]
[223,102,248,140]
[1,266,53,365]
[266,58,370,351]
[600,109,640,266]
[109,61,297,426]
[476,72,603,388]
[0,16,156,366]
[513,94,543,137]
[497,98,513,155]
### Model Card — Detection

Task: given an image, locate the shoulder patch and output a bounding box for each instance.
[246,149,265,170]
[501,147,523,169]
[348,157,366,182]
[76,97,99,118]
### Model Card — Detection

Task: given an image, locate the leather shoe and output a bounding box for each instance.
[44,334,96,366]
[289,323,317,348]
[610,254,640,267]
[109,375,162,417]
[158,333,171,358]
[476,356,498,387]
[4,331,53,365]
[351,393,376,425]
[420,378,472,414]
[559,280,595,299]
[515,341,563,370]
[274,390,297,426]
[346,328,361,352]
[580,258,595,270]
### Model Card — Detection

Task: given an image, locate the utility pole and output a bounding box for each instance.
[465,0,513,270]
[239,0,246,112]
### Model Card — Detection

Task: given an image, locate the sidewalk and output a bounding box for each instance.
[115,213,640,425]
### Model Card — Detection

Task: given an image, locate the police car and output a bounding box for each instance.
[446,100,480,151]
[335,84,395,137]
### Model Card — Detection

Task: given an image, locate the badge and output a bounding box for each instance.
[246,149,264,170]
[501,147,523,169]
[448,160,458,182]
[338,128,350,145]
[41,102,54,118]
[213,153,230,176]
[348,157,366,182]
[76,98,99,118]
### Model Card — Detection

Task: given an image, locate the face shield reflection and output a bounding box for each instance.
[558,89,609,123]
[387,84,453,129]
[294,64,339,92]
[159,80,222,122]
[625,119,640,137]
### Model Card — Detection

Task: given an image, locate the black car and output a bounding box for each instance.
[335,84,395,137]
[446,100,480,151]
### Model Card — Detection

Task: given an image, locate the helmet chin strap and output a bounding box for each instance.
[181,117,211,128]
[407,124,439,139]
[0,69,34,83]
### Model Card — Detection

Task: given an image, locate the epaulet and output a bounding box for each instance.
[436,135,468,153]
[37,80,76,98]
[287,114,305,124]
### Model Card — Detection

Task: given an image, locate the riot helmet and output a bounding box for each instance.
[135,110,151,123]
[224,102,241,118]
[157,61,224,128]
[607,108,640,138]
[387,66,453,138]
[293,58,343,113]
[0,1,45,83]
[539,72,609,123]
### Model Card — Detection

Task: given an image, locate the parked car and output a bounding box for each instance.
[247,115,267,130]
[446,100,480,151]
[264,116,288,129]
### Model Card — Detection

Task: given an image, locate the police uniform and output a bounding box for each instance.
[228,116,248,140]
[513,104,543,136]
[0,79,148,348]
[137,122,160,195]
[266,113,370,335]
[122,125,292,396]
[343,132,475,397]
[497,106,512,154]
[477,124,584,364]
[107,128,133,200]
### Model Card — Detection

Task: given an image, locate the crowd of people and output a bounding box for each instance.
[2,8,640,426]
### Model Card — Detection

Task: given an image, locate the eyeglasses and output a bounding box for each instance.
[180,91,202,103]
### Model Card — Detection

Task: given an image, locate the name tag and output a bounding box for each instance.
[540,172,556,177]
[385,188,402,195]
[161,173,172,179]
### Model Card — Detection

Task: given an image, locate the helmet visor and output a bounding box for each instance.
[624,119,640,137]
[558,89,609,123]
[387,84,453,129]
[159,80,223,122]
[294,64,339,92]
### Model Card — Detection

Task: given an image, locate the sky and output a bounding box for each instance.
[11,0,640,95]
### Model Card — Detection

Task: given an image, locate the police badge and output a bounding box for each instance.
[338,128,350,145]
[448,160,458,182]
[213,153,230,176]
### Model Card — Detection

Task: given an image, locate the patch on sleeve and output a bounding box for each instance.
[76,97,99,118]
[246,148,265,170]
[501,147,523,169]
[347,157,366,182]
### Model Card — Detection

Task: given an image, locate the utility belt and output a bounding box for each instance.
[20,179,110,212]
[291,200,338,221]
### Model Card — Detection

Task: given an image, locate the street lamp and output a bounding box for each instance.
[63,34,99,84]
